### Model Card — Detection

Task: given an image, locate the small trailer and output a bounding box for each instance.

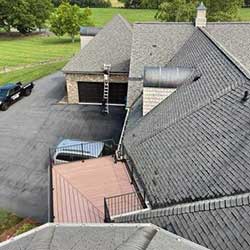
[0,82,34,111]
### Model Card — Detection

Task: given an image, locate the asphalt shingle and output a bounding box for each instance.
[63,15,132,73]
[205,23,250,75]
[127,22,195,106]
[123,29,250,208]
[0,224,208,250]
[116,193,250,250]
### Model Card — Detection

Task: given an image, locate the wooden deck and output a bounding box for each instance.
[52,156,138,223]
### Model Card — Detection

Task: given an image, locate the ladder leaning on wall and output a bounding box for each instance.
[103,64,111,114]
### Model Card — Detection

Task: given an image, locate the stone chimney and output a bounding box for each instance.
[195,2,207,27]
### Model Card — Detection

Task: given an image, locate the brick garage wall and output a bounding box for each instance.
[65,73,128,104]
[143,87,176,115]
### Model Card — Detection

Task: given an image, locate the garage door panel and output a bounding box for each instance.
[109,83,127,104]
[78,82,127,105]
[78,82,103,103]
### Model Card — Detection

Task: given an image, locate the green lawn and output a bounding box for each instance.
[0,35,80,68]
[0,61,67,84]
[90,8,156,26]
[239,8,250,21]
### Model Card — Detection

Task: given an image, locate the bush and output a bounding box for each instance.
[14,224,36,236]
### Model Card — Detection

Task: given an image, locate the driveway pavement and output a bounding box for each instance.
[0,72,125,222]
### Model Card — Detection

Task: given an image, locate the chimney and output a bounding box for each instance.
[195,2,207,27]
[143,66,200,116]
[80,27,101,49]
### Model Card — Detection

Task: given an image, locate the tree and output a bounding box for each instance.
[156,0,243,22]
[203,0,243,21]
[50,2,94,42]
[156,0,196,22]
[0,0,53,33]
[118,0,141,8]
[140,0,164,9]
[28,0,53,30]
[0,0,16,31]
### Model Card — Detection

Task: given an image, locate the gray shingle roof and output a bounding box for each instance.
[63,15,132,73]
[123,29,250,208]
[129,23,195,78]
[115,193,250,250]
[0,224,208,250]
[205,23,250,76]
[127,23,195,106]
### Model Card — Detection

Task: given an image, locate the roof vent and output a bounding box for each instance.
[143,66,197,88]
[142,66,199,116]
[242,91,249,103]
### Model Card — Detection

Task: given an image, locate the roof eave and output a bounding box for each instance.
[63,70,129,75]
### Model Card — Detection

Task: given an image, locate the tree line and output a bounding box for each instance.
[0,0,245,38]
[52,0,111,8]
[0,0,53,33]
[121,0,244,22]
[0,0,108,34]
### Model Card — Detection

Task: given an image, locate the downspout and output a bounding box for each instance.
[116,107,130,161]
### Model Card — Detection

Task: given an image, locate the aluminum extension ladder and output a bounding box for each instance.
[103,64,111,114]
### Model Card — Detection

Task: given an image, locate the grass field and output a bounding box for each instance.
[0,8,157,84]
[239,8,250,21]
[0,61,67,84]
[0,35,80,68]
[0,7,250,85]
[90,8,156,26]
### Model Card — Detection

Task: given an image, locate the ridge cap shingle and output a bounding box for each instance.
[117,192,250,221]
[200,27,250,79]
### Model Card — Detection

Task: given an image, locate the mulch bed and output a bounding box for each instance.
[0,218,38,242]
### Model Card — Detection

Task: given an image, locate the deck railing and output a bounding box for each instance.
[104,191,147,222]
[49,139,116,166]
[48,138,116,222]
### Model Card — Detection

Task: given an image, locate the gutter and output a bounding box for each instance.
[63,70,129,76]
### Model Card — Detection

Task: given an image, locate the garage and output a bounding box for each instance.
[78,82,127,105]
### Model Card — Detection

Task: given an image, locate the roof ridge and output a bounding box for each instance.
[115,14,133,32]
[200,27,250,79]
[118,192,250,220]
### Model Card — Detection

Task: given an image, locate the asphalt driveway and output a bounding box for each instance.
[0,72,125,222]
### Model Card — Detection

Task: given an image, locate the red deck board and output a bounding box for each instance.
[53,156,138,223]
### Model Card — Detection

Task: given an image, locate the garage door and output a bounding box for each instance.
[78,82,103,103]
[109,83,127,105]
[78,82,127,105]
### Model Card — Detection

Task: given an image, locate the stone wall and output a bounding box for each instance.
[143,87,176,116]
[65,73,128,104]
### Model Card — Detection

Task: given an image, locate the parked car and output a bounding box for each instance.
[53,139,105,164]
[0,82,34,111]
